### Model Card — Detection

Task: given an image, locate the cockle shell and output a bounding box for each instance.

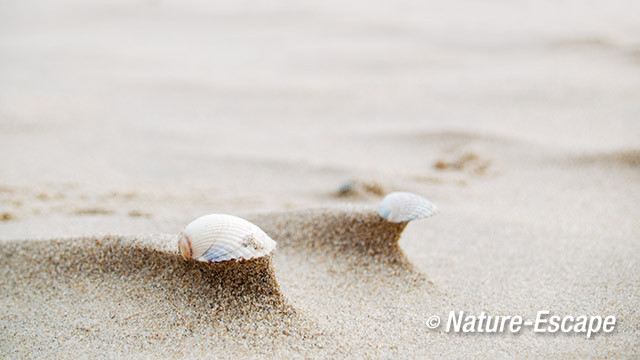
[178,214,276,262]
[378,192,438,223]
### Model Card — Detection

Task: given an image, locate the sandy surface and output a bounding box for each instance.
[1,0,639,358]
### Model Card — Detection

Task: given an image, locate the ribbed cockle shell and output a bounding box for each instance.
[378,192,438,223]
[178,214,276,262]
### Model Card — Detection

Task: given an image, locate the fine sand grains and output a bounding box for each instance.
[0,209,433,359]
[0,235,330,358]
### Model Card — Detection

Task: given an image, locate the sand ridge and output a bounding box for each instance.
[0,234,321,358]
[0,207,432,358]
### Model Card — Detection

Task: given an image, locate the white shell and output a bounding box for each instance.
[178,214,276,262]
[378,192,438,223]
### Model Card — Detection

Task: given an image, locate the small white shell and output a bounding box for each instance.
[378,192,438,223]
[178,214,276,263]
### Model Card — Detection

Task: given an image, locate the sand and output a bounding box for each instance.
[1,0,640,358]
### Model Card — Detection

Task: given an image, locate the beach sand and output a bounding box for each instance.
[1,0,639,358]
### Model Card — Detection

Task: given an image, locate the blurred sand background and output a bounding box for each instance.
[1,0,639,358]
